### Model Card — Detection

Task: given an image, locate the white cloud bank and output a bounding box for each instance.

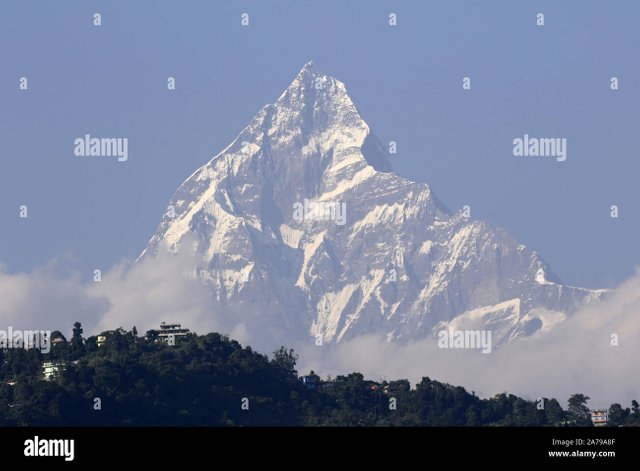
[0,253,638,408]
[298,271,640,407]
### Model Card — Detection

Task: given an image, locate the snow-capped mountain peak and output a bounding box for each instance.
[141,61,604,350]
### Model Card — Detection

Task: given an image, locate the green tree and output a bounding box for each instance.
[607,403,628,427]
[626,400,640,426]
[271,347,298,375]
[568,393,592,426]
[70,322,84,358]
[544,398,566,425]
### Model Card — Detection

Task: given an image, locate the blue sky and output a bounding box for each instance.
[1,0,638,289]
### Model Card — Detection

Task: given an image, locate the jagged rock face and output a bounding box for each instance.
[141,61,604,347]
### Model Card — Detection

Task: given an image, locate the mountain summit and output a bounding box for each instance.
[141,62,604,348]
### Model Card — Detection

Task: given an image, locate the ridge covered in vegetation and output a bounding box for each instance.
[1,324,638,427]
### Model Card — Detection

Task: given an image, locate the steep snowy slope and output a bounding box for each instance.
[141,61,605,347]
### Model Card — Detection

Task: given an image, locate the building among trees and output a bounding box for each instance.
[590,409,608,427]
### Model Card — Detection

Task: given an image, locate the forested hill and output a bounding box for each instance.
[1,324,638,427]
